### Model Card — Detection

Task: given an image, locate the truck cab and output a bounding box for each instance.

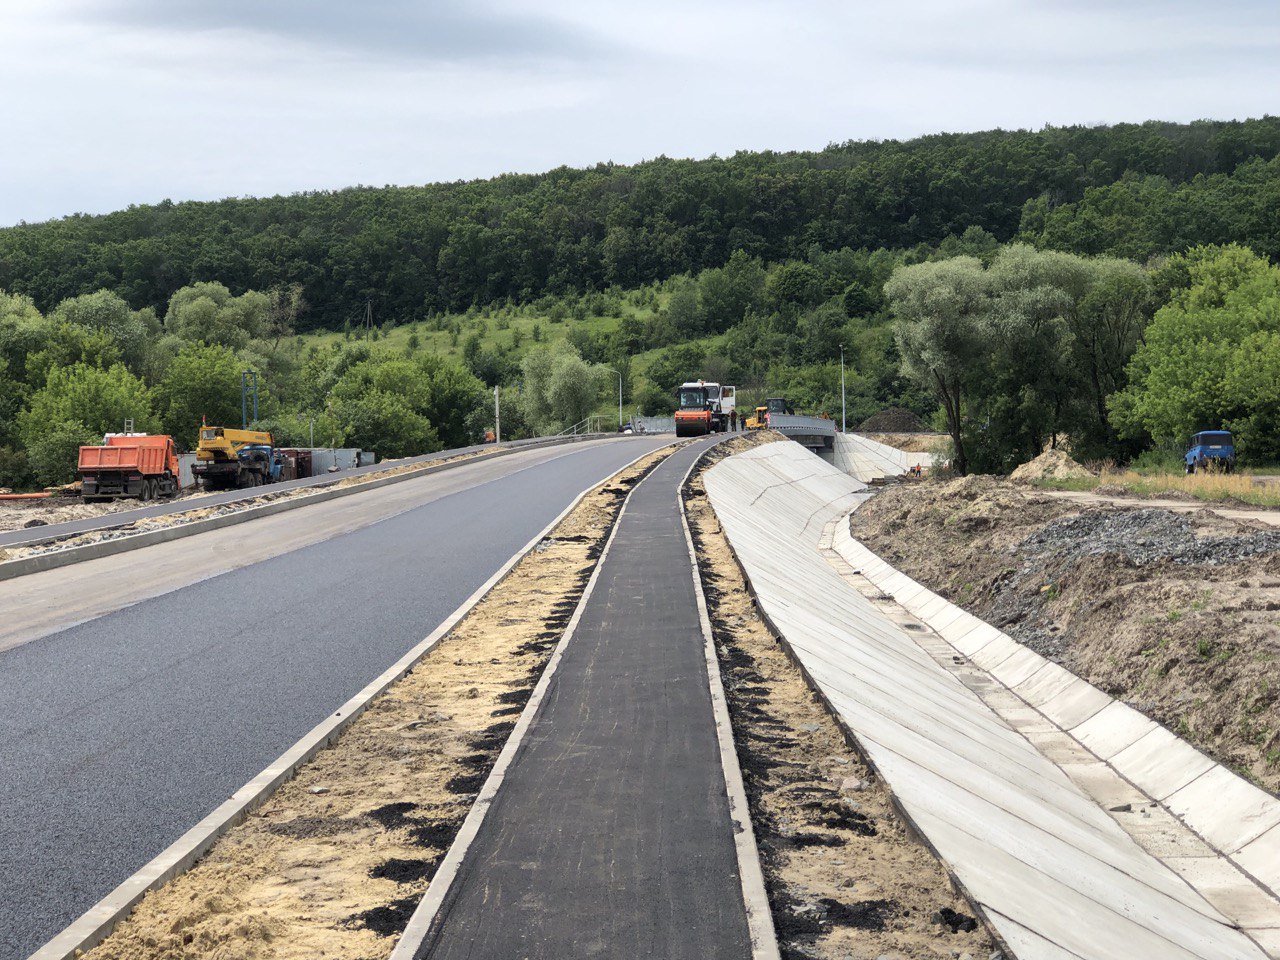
[1185,430,1235,474]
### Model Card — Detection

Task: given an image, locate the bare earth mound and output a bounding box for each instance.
[852,478,1280,793]
[1009,448,1094,484]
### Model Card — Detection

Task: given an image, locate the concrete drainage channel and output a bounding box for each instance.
[31,443,678,960]
[684,435,999,960]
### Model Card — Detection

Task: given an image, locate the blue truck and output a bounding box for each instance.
[1185,430,1235,474]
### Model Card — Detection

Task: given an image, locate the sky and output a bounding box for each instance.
[1,0,1278,226]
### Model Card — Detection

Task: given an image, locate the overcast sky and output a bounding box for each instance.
[2,0,1278,227]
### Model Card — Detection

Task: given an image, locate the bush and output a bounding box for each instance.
[27,421,99,487]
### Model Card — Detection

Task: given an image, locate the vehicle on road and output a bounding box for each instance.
[193,427,285,489]
[745,405,768,430]
[675,382,719,437]
[674,380,737,436]
[1185,430,1236,474]
[79,434,182,502]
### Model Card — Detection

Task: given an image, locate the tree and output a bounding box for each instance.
[885,257,989,474]
[330,391,440,458]
[1110,245,1280,458]
[157,343,247,443]
[165,282,270,349]
[18,363,155,484]
[50,290,155,369]
[519,342,606,434]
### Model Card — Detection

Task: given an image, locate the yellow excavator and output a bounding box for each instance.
[193,426,284,489]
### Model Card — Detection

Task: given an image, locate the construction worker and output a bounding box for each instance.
[730,409,738,431]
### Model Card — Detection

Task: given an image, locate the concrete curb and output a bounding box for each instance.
[27,439,676,960]
[388,446,667,960]
[0,435,612,583]
[679,444,781,960]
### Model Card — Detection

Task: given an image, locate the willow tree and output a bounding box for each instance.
[884,257,988,474]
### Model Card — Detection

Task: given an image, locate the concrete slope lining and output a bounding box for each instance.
[832,520,1280,953]
[702,442,1265,960]
[404,438,759,960]
[0,437,670,960]
[831,432,931,483]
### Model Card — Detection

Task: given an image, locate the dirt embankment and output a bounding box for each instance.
[81,445,675,960]
[852,476,1280,792]
[686,439,997,960]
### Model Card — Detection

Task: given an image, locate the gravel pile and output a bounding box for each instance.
[1022,508,1280,567]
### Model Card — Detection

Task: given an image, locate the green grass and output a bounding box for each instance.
[1035,468,1280,507]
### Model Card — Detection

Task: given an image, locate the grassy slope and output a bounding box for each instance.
[287,290,731,421]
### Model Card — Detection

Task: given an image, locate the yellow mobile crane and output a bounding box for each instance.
[193,427,284,489]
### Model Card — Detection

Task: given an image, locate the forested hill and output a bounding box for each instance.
[2,117,1279,329]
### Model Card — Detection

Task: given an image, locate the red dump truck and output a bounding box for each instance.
[79,434,182,502]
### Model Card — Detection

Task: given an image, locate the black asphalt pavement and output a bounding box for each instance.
[0,437,670,960]
[417,437,752,960]
[0,435,599,550]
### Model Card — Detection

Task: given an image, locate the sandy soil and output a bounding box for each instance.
[0,449,500,561]
[859,433,950,455]
[852,476,1280,793]
[686,437,997,960]
[1008,449,1094,483]
[80,445,676,960]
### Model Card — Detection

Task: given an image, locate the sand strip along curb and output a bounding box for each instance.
[387,441,660,960]
[0,434,615,583]
[679,445,782,960]
[29,439,677,960]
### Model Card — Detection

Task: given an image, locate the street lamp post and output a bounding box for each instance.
[839,345,846,433]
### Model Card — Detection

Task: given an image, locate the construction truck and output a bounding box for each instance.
[675,382,719,437]
[193,427,285,490]
[674,380,738,437]
[79,434,182,502]
[745,405,768,430]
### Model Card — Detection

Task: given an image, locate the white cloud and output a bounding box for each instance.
[1,0,1278,225]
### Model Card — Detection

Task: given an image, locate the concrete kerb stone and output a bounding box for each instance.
[29,439,676,960]
[0,435,612,583]
[678,444,781,960]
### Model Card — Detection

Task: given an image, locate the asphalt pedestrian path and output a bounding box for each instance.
[416,436,753,960]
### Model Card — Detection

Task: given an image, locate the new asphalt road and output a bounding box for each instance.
[0,437,671,960]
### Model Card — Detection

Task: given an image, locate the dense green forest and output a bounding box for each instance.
[2,117,1280,489]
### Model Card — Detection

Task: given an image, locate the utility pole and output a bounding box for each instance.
[241,371,258,428]
[839,345,846,434]
[365,301,373,342]
[494,385,501,443]
[309,417,315,447]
